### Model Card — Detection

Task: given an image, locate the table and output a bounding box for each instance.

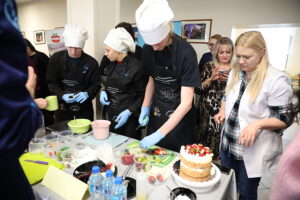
[32,126,237,200]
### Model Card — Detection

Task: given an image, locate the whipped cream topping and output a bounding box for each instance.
[180,146,213,163]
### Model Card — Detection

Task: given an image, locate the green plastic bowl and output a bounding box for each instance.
[67,119,91,134]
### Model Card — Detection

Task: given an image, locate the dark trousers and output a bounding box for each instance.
[220,149,261,200]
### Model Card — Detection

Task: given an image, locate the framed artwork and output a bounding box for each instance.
[33,30,45,44]
[181,19,212,43]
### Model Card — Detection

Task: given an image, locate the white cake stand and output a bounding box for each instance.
[171,160,221,192]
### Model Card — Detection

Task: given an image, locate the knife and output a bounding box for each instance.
[24,160,48,165]
[135,118,148,131]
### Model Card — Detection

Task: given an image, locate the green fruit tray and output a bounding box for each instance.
[126,141,177,168]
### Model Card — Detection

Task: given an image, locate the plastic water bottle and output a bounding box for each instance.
[88,166,103,200]
[111,176,127,200]
[102,169,115,200]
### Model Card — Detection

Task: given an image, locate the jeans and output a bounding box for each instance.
[220,149,261,200]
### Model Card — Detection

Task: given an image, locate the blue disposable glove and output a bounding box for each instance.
[74,92,89,103]
[114,109,132,129]
[138,106,150,126]
[99,91,110,105]
[140,130,165,149]
[62,93,75,103]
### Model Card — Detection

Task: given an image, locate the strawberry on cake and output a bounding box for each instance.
[179,144,213,182]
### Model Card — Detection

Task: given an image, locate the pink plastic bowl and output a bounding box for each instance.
[91,120,111,140]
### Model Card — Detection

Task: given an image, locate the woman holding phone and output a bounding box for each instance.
[195,37,234,159]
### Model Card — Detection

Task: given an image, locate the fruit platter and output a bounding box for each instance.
[120,141,177,185]
[121,141,177,168]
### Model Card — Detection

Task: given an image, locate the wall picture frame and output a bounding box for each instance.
[181,19,212,43]
[33,30,45,44]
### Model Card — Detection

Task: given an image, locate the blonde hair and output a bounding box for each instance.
[226,31,269,103]
[212,37,234,66]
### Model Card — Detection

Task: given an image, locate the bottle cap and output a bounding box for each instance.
[115,176,123,184]
[106,169,113,177]
[92,166,100,173]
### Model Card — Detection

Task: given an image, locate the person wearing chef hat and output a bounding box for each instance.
[136,0,200,152]
[47,24,101,122]
[99,27,147,139]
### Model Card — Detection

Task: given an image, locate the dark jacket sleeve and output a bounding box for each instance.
[85,58,102,100]
[128,58,147,113]
[198,52,212,74]
[0,1,41,165]
[46,52,66,100]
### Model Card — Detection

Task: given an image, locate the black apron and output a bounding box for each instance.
[55,61,93,122]
[104,60,140,139]
[146,38,196,152]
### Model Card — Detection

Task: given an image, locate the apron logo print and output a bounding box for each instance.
[153,106,161,117]
[110,96,119,108]
[82,66,89,74]
[166,110,174,118]
[159,87,174,100]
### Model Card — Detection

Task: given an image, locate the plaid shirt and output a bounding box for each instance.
[221,72,247,160]
[221,71,292,160]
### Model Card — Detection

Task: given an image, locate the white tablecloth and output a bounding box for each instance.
[33,135,237,200]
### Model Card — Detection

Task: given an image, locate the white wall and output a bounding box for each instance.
[120,0,300,61]
[18,0,67,55]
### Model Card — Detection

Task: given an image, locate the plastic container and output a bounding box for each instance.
[133,154,152,172]
[44,133,59,148]
[88,166,103,200]
[111,177,127,200]
[91,120,111,140]
[136,172,147,200]
[102,169,115,200]
[28,138,45,154]
[58,130,74,143]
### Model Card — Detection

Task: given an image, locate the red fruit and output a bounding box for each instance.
[148,176,156,183]
[156,174,164,182]
[121,155,134,165]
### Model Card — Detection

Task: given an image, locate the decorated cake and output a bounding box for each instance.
[179,144,213,182]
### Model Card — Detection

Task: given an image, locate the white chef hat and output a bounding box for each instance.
[135,0,174,45]
[104,27,136,53]
[63,24,88,49]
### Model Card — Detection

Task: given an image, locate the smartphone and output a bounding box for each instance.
[214,163,231,175]
[218,69,229,75]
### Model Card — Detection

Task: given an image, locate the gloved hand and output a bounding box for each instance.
[62,93,75,103]
[140,130,165,149]
[99,91,110,105]
[138,106,150,126]
[114,109,132,129]
[74,92,89,103]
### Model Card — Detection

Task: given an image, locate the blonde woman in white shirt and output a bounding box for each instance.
[214,31,293,200]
